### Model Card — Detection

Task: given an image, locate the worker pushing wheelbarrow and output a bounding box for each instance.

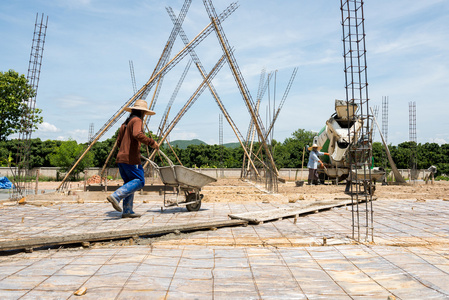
[141,150,217,211]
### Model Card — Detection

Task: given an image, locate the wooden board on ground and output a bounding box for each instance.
[86,184,170,192]
[229,199,370,224]
[0,219,247,252]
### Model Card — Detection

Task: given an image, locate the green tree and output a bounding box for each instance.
[49,139,94,178]
[277,129,315,168]
[439,144,449,175]
[0,139,15,167]
[0,70,43,141]
[371,142,384,167]
[29,138,62,168]
[91,136,117,167]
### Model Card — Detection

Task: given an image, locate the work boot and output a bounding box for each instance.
[122,213,142,218]
[307,180,312,185]
[313,180,320,185]
[107,195,122,212]
[123,194,135,216]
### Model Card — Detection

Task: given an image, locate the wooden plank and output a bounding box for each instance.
[86,184,170,192]
[0,219,247,252]
[229,199,366,224]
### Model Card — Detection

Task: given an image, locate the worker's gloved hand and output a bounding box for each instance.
[152,143,160,151]
[324,152,329,156]
[320,162,324,168]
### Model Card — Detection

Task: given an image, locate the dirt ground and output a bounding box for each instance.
[205,178,449,203]
[32,178,449,204]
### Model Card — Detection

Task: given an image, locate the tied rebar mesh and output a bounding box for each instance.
[203,0,280,191]
[382,96,389,145]
[57,2,240,190]
[371,105,378,140]
[409,101,417,181]
[382,96,389,181]
[12,13,48,199]
[88,123,94,144]
[340,0,374,242]
[219,114,224,178]
[241,69,268,179]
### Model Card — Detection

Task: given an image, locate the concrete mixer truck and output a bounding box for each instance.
[310,99,385,183]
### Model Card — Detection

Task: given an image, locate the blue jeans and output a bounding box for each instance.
[110,163,145,214]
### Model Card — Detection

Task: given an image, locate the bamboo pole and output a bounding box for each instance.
[143,107,172,170]
[371,107,406,184]
[147,55,227,162]
[56,22,213,191]
[246,101,260,175]
[34,169,39,195]
[209,17,279,177]
[100,139,118,179]
[166,139,183,166]
[196,65,260,177]
[301,147,305,180]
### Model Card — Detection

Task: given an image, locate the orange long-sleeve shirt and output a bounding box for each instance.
[116,117,157,165]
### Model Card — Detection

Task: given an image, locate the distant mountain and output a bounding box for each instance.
[222,142,240,149]
[168,139,206,149]
[167,139,241,149]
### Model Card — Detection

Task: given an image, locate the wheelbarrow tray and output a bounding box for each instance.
[158,165,217,188]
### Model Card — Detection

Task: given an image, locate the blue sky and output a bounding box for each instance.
[1,0,448,146]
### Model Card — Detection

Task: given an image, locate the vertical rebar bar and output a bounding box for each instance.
[409,101,417,181]
[382,96,389,182]
[12,13,48,199]
[340,0,373,242]
[219,114,224,178]
[88,123,94,143]
[129,60,137,95]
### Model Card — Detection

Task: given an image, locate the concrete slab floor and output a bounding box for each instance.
[0,244,448,299]
[0,199,448,299]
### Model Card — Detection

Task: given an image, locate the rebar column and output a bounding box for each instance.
[88,123,94,143]
[382,96,389,181]
[340,0,374,242]
[409,101,417,181]
[219,114,224,178]
[12,13,48,199]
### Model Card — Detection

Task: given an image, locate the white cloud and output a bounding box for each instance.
[431,138,447,145]
[167,129,199,141]
[67,129,89,143]
[37,122,60,132]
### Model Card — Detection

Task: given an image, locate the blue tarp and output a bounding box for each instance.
[0,177,13,189]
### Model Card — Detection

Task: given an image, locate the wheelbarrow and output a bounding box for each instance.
[141,151,217,211]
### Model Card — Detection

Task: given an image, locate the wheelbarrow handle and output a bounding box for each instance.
[140,155,160,169]
[157,149,175,168]
[141,150,174,167]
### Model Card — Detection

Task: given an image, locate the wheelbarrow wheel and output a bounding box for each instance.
[186,193,202,212]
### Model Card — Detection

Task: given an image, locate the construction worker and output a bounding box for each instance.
[307,144,329,185]
[107,99,159,218]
